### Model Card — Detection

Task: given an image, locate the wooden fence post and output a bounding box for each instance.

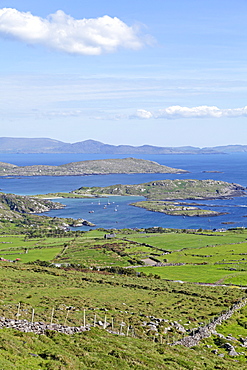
[50,307,54,325]
[17,303,21,319]
[83,309,86,327]
[31,308,35,324]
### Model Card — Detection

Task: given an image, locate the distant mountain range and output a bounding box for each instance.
[0,137,246,154]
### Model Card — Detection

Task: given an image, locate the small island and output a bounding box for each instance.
[130,200,227,217]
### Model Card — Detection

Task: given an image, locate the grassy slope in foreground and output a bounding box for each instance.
[0,262,246,369]
[73,179,246,200]
[0,229,247,368]
[0,158,187,176]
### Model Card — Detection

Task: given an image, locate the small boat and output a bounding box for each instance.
[89,210,94,213]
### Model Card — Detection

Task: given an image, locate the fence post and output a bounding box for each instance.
[17,303,21,319]
[83,309,86,327]
[50,307,54,325]
[31,308,35,324]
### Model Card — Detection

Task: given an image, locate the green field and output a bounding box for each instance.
[0,235,75,263]
[120,229,247,251]
[136,264,247,284]
[1,228,247,368]
[0,263,244,328]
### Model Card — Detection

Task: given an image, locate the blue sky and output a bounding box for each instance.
[0,0,247,147]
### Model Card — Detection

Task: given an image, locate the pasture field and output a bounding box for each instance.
[1,229,247,283]
[1,228,247,368]
[166,242,247,264]
[0,263,244,333]
[0,235,75,263]
[118,229,247,251]
[55,239,133,267]
[136,264,247,284]
[0,262,246,369]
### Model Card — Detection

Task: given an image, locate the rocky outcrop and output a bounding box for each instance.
[0,194,95,229]
[0,193,64,215]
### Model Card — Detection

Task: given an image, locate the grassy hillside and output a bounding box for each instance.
[0,261,246,369]
[0,227,247,368]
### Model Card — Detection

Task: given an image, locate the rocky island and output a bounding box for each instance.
[72,179,246,200]
[0,158,187,176]
[130,200,227,217]
[69,179,245,218]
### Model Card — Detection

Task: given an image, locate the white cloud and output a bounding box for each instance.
[0,8,147,55]
[131,105,247,119]
[135,109,154,119]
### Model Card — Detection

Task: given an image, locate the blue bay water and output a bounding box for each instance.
[0,153,247,230]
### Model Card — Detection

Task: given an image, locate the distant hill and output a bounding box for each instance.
[0,137,246,154]
[0,137,64,153]
[207,145,247,153]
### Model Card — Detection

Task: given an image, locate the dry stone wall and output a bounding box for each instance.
[172,298,247,347]
[0,317,89,335]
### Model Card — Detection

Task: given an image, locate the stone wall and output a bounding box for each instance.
[0,317,89,335]
[172,298,247,347]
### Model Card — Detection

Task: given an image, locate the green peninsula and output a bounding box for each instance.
[0,157,187,176]
[0,193,95,230]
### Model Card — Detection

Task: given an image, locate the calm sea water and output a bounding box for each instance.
[0,153,246,230]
